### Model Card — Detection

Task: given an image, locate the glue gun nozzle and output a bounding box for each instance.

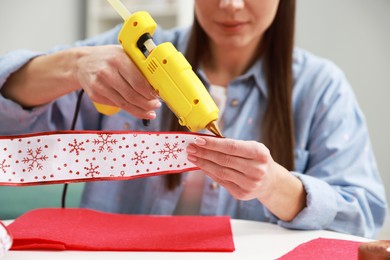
[207,121,223,137]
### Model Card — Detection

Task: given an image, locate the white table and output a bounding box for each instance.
[2,219,370,260]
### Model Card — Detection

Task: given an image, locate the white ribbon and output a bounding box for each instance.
[0,131,201,185]
[0,222,11,258]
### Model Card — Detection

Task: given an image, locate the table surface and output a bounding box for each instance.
[2,219,370,260]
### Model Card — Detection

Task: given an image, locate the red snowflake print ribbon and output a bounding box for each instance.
[0,221,12,257]
[0,131,202,186]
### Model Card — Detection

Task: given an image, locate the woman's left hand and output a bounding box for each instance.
[186,136,281,201]
[186,136,306,221]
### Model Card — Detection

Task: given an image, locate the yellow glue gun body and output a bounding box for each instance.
[95,11,220,133]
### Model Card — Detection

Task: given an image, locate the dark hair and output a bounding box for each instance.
[165,1,296,190]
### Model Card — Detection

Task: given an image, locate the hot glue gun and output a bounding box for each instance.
[94,0,223,137]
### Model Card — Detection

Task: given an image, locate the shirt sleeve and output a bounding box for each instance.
[265,56,387,238]
[0,50,50,134]
[0,25,123,135]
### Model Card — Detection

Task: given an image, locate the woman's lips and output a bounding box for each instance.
[217,21,248,33]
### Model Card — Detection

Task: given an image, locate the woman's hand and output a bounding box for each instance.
[75,45,161,119]
[186,136,307,221]
[187,136,278,200]
[2,45,160,119]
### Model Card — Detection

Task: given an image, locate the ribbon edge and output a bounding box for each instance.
[0,167,200,186]
[0,130,216,140]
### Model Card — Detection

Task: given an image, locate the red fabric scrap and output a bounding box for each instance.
[277,237,362,259]
[8,208,235,252]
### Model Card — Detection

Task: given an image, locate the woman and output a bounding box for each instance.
[0,0,386,238]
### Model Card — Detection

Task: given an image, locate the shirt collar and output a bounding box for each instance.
[236,58,268,98]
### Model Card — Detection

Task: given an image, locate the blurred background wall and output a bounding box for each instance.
[0,0,389,238]
[0,0,85,53]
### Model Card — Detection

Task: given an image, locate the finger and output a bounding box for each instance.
[88,81,158,119]
[202,169,254,201]
[96,76,161,115]
[187,143,253,174]
[90,94,116,107]
[118,60,157,100]
[110,90,158,119]
[188,153,259,189]
[100,70,161,111]
[194,136,270,161]
[187,143,269,181]
[115,84,161,112]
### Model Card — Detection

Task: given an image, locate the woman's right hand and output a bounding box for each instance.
[2,45,161,119]
[75,45,161,120]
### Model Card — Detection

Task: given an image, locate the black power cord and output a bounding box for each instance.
[61,89,85,208]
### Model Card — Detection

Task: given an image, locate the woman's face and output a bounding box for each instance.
[195,0,280,49]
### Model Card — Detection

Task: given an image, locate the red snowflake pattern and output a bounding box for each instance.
[69,139,85,155]
[0,132,196,185]
[131,151,148,165]
[93,134,118,153]
[0,159,10,173]
[159,142,183,161]
[84,163,100,177]
[22,147,48,172]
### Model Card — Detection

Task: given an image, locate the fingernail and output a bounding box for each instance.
[147,111,156,119]
[154,100,162,108]
[195,138,206,146]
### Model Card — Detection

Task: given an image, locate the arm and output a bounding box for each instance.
[276,58,387,238]
[1,45,161,120]
[2,49,79,108]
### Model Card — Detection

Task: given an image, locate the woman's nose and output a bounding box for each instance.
[219,0,245,9]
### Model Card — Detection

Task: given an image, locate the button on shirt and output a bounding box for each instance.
[230,99,239,107]
[0,25,386,238]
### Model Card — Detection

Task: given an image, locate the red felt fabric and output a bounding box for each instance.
[277,237,362,260]
[8,208,235,252]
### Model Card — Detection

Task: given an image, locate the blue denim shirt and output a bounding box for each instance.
[0,25,386,238]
